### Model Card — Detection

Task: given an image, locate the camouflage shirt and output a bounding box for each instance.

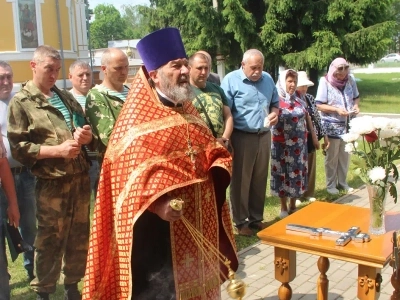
[7,80,97,179]
[85,85,127,163]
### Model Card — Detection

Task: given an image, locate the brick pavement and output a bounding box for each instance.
[221,184,400,300]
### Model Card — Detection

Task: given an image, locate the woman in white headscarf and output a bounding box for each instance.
[271,70,315,218]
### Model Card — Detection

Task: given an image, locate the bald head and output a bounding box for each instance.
[101,48,129,91]
[101,48,127,66]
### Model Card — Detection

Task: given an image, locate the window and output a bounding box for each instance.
[7,0,44,50]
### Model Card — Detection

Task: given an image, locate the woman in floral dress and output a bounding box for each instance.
[271,69,311,218]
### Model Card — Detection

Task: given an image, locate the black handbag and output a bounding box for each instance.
[3,219,34,262]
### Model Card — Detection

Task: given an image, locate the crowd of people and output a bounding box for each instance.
[0,27,360,300]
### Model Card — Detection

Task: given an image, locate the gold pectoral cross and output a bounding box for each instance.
[185,140,197,169]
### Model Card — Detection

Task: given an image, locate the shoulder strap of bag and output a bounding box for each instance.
[195,95,218,138]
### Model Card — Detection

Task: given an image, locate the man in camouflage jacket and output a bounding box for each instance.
[86,48,129,165]
[7,45,96,300]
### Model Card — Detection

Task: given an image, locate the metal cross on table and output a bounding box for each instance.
[286,224,371,246]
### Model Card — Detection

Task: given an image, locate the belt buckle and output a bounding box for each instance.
[13,166,23,174]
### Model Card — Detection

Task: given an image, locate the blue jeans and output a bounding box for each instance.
[0,205,10,300]
[0,169,37,278]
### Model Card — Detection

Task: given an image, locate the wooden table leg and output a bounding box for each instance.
[391,271,400,299]
[357,264,382,300]
[274,247,296,300]
[317,256,330,300]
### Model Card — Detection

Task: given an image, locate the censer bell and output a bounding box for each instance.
[226,266,246,299]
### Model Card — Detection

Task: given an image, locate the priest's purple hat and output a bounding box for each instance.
[137,27,187,71]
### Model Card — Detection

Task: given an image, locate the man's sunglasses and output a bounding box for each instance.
[337,65,349,72]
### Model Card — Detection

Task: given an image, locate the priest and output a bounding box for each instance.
[83,27,238,300]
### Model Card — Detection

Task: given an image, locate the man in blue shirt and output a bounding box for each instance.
[221,49,279,236]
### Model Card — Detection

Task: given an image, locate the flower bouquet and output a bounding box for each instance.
[341,116,400,234]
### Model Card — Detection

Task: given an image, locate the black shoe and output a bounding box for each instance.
[65,283,82,300]
[36,292,49,300]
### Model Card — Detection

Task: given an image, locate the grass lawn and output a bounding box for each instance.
[370,61,400,68]
[6,71,400,299]
[354,73,400,113]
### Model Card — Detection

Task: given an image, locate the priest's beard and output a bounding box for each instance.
[159,70,194,103]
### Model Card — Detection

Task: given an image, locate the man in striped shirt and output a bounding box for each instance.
[68,60,92,109]
[7,45,95,300]
[68,61,99,197]
[85,48,129,165]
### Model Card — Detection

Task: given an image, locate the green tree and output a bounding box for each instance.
[261,0,395,68]
[144,0,244,71]
[140,0,396,80]
[121,4,151,39]
[259,0,396,89]
[389,0,400,53]
[89,4,127,48]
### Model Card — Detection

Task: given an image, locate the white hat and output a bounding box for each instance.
[297,71,314,87]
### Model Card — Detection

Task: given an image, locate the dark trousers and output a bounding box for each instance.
[131,210,176,300]
[230,130,271,227]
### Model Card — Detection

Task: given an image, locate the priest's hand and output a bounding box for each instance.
[148,195,183,222]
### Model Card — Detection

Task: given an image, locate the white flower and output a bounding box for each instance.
[380,128,397,139]
[371,117,392,130]
[349,116,376,135]
[388,119,400,131]
[367,167,386,183]
[388,120,400,137]
[341,133,360,143]
[344,142,357,153]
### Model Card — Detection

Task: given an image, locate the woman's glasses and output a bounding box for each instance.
[336,65,349,72]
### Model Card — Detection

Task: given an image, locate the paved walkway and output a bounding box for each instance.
[221,184,400,300]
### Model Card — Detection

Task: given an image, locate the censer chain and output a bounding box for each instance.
[180,216,246,300]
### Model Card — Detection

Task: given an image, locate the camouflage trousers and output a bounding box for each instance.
[30,172,90,294]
